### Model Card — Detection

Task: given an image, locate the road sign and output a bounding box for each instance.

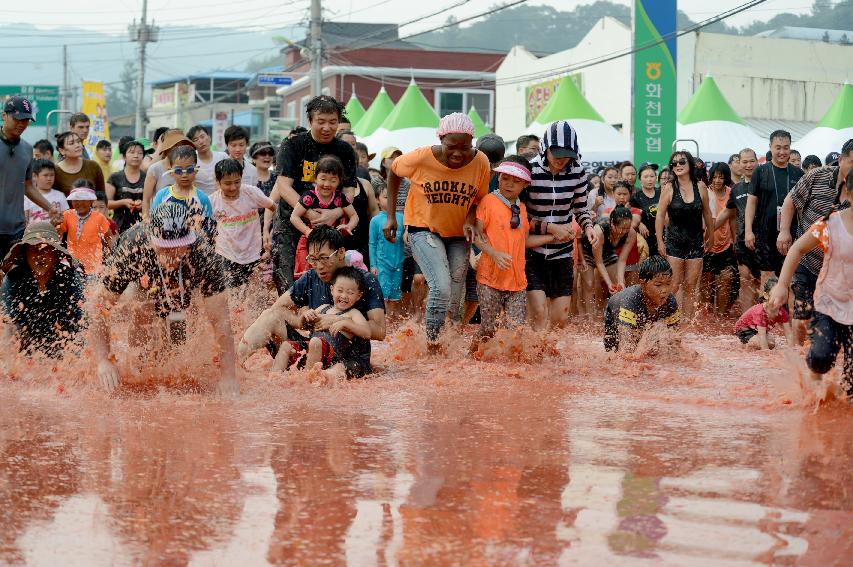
[257,74,293,87]
[0,85,60,124]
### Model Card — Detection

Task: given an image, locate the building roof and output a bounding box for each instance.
[742,118,815,141]
[150,71,254,87]
[754,26,853,42]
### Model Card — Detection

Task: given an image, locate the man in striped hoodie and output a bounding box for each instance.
[522,120,598,330]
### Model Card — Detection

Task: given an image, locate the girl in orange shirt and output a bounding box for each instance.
[59,180,112,277]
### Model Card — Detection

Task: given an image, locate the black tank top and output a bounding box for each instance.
[344,184,371,266]
[667,179,703,243]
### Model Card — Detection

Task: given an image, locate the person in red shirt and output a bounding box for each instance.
[734,276,793,349]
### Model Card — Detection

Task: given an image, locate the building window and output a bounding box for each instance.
[435,89,494,127]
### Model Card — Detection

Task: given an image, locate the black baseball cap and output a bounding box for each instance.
[638,161,659,172]
[3,96,34,120]
[825,152,840,166]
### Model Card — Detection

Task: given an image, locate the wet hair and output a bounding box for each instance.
[152,126,169,144]
[761,276,779,299]
[168,144,197,165]
[305,95,346,122]
[638,255,673,281]
[32,158,55,175]
[609,205,633,225]
[667,150,698,185]
[186,124,211,140]
[69,112,90,126]
[54,131,80,150]
[515,134,539,150]
[657,167,670,181]
[601,166,618,178]
[95,139,111,151]
[214,158,244,181]
[306,224,344,252]
[501,153,532,171]
[708,162,732,188]
[614,180,633,193]
[316,155,344,179]
[769,129,791,143]
[476,134,506,165]
[790,149,801,159]
[638,163,657,178]
[33,139,54,155]
[728,154,740,165]
[94,191,108,205]
[121,140,145,157]
[331,265,365,293]
[739,147,757,159]
[618,161,636,174]
[72,178,95,190]
[802,154,822,170]
[224,125,250,144]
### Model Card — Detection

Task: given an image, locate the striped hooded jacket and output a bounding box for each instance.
[523,120,593,260]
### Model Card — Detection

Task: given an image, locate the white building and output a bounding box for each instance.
[495,17,852,148]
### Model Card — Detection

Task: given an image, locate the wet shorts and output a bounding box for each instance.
[221,258,259,289]
[525,250,573,298]
[734,242,761,278]
[791,264,819,321]
[703,247,736,274]
[582,250,618,268]
[754,236,783,274]
[736,327,758,344]
[465,265,478,302]
[665,234,704,260]
[285,337,335,369]
[266,325,371,379]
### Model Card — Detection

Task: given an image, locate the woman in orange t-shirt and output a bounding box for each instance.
[383,113,491,349]
[702,162,736,314]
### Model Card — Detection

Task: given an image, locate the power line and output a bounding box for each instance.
[493,0,768,86]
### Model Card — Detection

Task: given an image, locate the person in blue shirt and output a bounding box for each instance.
[1,222,84,357]
[150,145,215,239]
[369,185,405,319]
[240,225,386,379]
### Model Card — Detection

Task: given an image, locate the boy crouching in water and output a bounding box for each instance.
[604,255,680,352]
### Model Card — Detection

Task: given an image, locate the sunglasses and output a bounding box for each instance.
[670,159,688,167]
[171,166,199,176]
[254,150,275,158]
[510,204,521,229]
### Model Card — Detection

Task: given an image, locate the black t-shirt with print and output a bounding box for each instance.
[107,169,146,233]
[630,188,660,239]
[102,223,226,317]
[747,163,803,236]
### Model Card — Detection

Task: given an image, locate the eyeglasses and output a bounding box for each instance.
[306,252,337,265]
[171,166,199,176]
[510,204,521,229]
[670,159,688,167]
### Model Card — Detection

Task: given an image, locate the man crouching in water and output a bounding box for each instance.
[90,202,240,395]
[239,225,386,381]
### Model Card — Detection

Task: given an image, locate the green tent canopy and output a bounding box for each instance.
[468,106,491,138]
[534,75,605,124]
[377,80,440,132]
[677,75,743,125]
[353,87,394,137]
[817,82,853,129]
[344,93,366,127]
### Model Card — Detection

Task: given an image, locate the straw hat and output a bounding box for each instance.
[159,131,196,158]
[1,222,73,273]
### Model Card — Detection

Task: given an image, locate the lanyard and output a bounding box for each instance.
[156,263,185,312]
[770,164,789,203]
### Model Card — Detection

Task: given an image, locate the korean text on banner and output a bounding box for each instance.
[632,0,676,168]
[81,81,110,149]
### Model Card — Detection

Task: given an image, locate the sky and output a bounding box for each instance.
[0,0,815,35]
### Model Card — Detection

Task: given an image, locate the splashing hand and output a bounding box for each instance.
[97,360,121,393]
[766,282,788,311]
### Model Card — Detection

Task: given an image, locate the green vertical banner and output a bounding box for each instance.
[633,0,676,167]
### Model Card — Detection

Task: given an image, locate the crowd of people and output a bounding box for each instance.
[0,92,850,399]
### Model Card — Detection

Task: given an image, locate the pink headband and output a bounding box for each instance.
[492,161,532,184]
[437,112,475,138]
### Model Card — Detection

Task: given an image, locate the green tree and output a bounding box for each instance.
[105,60,137,118]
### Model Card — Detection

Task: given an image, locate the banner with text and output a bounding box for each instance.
[81,81,110,148]
[633,0,676,167]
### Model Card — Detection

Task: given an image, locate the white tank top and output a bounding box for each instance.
[814,212,853,325]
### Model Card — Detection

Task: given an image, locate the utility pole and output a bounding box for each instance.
[129,0,159,138]
[309,0,323,97]
[61,45,69,111]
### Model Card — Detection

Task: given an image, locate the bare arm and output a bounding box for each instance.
[342,204,359,233]
[744,195,758,250]
[591,227,613,288]
[698,183,714,247]
[757,326,770,350]
[289,203,312,236]
[24,179,53,213]
[616,229,636,288]
[777,194,795,255]
[768,229,820,309]
[202,291,239,395]
[656,184,672,252]
[361,177,380,218]
[714,207,732,231]
[383,169,402,242]
[141,168,158,218]
[330,309,372,339]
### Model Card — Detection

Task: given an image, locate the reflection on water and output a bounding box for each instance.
[1,330,851,566]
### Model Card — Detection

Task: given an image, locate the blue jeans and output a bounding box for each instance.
[409,230,470,342]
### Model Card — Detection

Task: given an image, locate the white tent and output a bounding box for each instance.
[363,80,440,167]
[676,76,766,163]
[526,76,629,166]
[795,83,853,159]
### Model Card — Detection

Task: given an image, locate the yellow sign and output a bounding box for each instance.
[81,81,110,148]
[524,75,583,127]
